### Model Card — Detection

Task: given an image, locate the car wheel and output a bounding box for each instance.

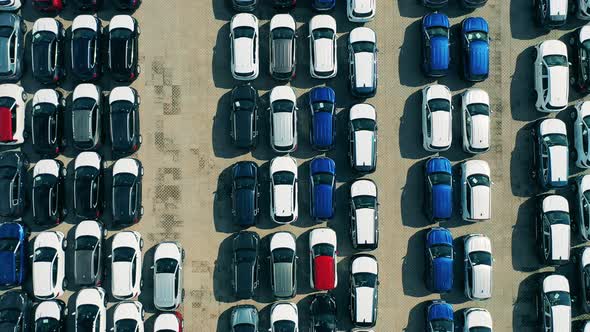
[137,25,141,35]
[571,149,578,162]
[571,182,578,192]
[62,239,67,250]
[139,238,144,249]
[20,23,26,33]
[182,289,185,300]
[62,208,68,217]
[61,28,66,38]
[570,76,576,85]
[60,98,66,107]
[571,109,578,120]
[531,169,537,179]
[62,278,68,290]
[140,279,144,289]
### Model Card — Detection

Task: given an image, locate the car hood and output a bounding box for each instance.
[0,252,15,285]
[355,208,376,245]
[468,40,489,76]
[233,38,255,74]
[432,184,452,219]
[550,224,570,261]
[235,189,255,226]
[272,112,294,148]
[313,39,335,72]
[469,114,490,150]
[313,184,333,219]
[430,36,450,71]
[313,111,333,148]
[353,131,375,167]
[430,111,451,148]
[354,287,375,325]
[272,262,294,298]
[549,146,569,185]
[433,257,453,292]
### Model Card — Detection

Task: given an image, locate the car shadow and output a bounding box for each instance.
[403,300,429,331]
[401,160,430,228]
[327,183,353,256]
[512,197,543,272]
[440,235,467,305]
[251,91,276,162]
[211,0,233,21]
[398,20,431,88]
[512,273,543,332]
[213,164,241,234]
[510,123,537,197]
[138,246,156,313]
[292,159,315,228]
[334,256,354,330]
[252,160,281,230]
[399,89,432,160]
[215,306,234,332]
[212,23,234,89]
[295,228,315,296]
[401,229,429,297]
[326,109,358,183]
[212,233,235,303]
[253,233,276,304]
[510,46,542,122]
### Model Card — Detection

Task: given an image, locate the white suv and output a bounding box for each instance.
[463,308,492,332]
[110,231,143,300]
[539,274,571,332]
[309,15,337,79]
[269,86,297,153]
[230,13,259,80]
[113,301,144,332]
[270,156,298,224]
[574,101,590,168]
[348,27,377,98]
[534,40,569,112]
[464,234,493,301]
[347,0,376,22]
[537,195,570,266]
[422,84,452,152]
[460,160,491,222]
[349,103,377,173]
[461,88,491,154]
[350,254,378,328]
[349,179,379,250]
[33,231,66,300]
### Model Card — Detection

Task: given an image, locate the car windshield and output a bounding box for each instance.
[584,190,590,205]
[583,116,590,130]
[114,173,135,187]
[312,101,334,113]
[33,173,56,189]
[429,244,453,259]
[430,318,453,332]
[468,251,492,266]
[75,235,98,251]
[544,55,567,67]
[76,304,99,329]
[352,195,376,209]
[0,97,15,109]
[547,291,571,306]
[233,27,254,39]
[353,272,377,288]
[233,324,255,332]
[113,247,135,262]
[352,118,375,131]
[0,239,18,252]
[272,100,294,113]
[0,309,20,324]
[234,176,255,190]
[313,28,333,40]
[467,174,490,187]
[273,320,296,332]
[236,248,256,263]
[465,30,488,42]
[156,258,178,274]
[543,133,567,147]
[312,172,333,186]
[427,26,448,37]
[272,248,294,263]
[273,171,294,185]
[35,317,60,332]
[313,243,334,257]
[467,103,489,116]
[111,28,132,40]
[427,99,450,112]
[351,41,375,53]
[544,211,570,225]
[272,27,294,40]
[233,99,254,112]
[73,97,95,111]
[34,247,57,262]
[115,318,138,332]
[73,28,95,41]
[429,172,451,186]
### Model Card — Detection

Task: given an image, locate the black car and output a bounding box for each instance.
[72,84,102,151]
[535,0,567,29]
[0,14,25,82]
[74,220,106,286]
[113,0,141,10]
[310,293,337,332]
[232,231,259,300]
[0,151,27,218]
[73,152,103,219]
[230,83,258,149]
[32,18,66,84]
[571,27,590,93]
[111,158,143,227]
[71,15,102,82]
[232,0,257,11]
[73,0,103,11]
[0,291,31,332]
[232,161,259,227]
[273,0,295,9]
[32,159,66,226]
[109,87,141,155]
[32,89,65,156]
[32,299,67,332]
[108,15,140,82]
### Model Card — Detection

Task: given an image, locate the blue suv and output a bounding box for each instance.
[461,17,489,82]
[426,300,454,332]
[421,12,450,77]
[309,157,336,221]
[0,223,27,288]
[309,87,336,151]
[312,0,335,11]
[425,227,453,293]
[424,157,452,222]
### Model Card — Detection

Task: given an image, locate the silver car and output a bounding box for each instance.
[153,241,184,311]
[269,232,297,299]
[231,305,259,331]
[269,14,296,81]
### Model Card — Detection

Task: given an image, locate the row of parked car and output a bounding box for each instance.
[231,0,376,22]
[0,0,141,12]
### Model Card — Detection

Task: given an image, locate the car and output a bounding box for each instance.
[539,274,571,331]
[309,15,337,79]
[462,0,487,8]
[232,161,259,227]
[309,157,335,221]
[311,293,337,332]
[577,175,590,241]
[32,231,66,300]
[108,15,140,82]
[112,158,143,226]
[109,86,141,154]
[32,89,65,156]
[232,231,259,300]
[0,151,27,218]
[154,312,184,332]
[74,0,103,10]
[113,301,144,332]
[109,231,143,300]
[0,223,27,288]
[270,232,297,299]
[461,88,491,153]
[230,13,259,80]
[575,101,590,168]
[534,40,569,113]
[536,0,567,29]
[578,0,590,19]
[312,0,335,11]
[422,84,452,152]
[74,287,106,332]
[270,302,298,332]
[231,305,258,332]
[348,27,378,98]
[153,241,184,311]
[72,84,103,150]
[570,26,590,93]
[270,156,298,224]
[0,0,20,10]
[32,159,66,226]
[272,0,295,9]
[309,86,335,151]
[0,291,30,331]
[71,15,102,82]
[426,300,454,332]
[464,234,492,301]
[347,0,375,22]
[0,84,26,146]
[33,0,64,12]
[349,103,377,173]
[74,152,103,219]
[269,14,296,80]
[230,83,258,149]
[32,18,66,84]
[463,308,492,332]
[33,300,67,332]
[424,157,452,222]
[536,195,570,266]
[74,220,106,286]
[232,0,257,11]
[425,227,453,294]
[0,14,24,82]
[421,12,450,77]
[422,0,447,8]
[309,227,337,291]
[269,86,297,153]
[350,179,378,250]
[532,118,569,189]
[461,17,489,82]
[113,0,141,10]
[350,254,378,327]
[579,247,590,313]
[460,160,491,222]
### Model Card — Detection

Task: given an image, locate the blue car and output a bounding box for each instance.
[461,17,489,82]
[312,0,335,11]
[421,12,450,77]
[309,87,336,151]
[424,157,452,222]
[426,300,454,332]
[0,223,28,288]
[232,161,259,227]
[310,157,336,221]
[425,227,453,293]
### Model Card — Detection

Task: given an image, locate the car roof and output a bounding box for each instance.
[314,255,335,290]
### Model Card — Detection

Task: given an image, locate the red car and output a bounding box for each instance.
[32,0,64,12]
[309,228,338,291]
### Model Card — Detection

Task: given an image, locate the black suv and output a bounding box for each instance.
[109,87,141,155]
[71,15,102,82]
[111,158,143,227]
[0,151,27,218]
[310,293,337,332]
[32,159,67,226]
[232,231,259,300]
[232,161,259,227]
[0,291,31,332]
[107,15,140,82]
[73,152,103,219]
[32,18,66,84]
[230,84,258,149]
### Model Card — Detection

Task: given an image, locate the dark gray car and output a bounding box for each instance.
[269,231,297,299]
[0,13,24,82]
[232,0,256,11]
[231,305,258,332]
[74,220,106,286]
[269,14,296,81]
[72,84,102,151]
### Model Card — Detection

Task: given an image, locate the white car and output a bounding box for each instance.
[270,156,298,224]
[422,84,452,152]
[348,27,378,98]
[461,88,491,153]
[577,175,590,241]
[110,231,143,300]
[309,15,337,79]
[463,308,492,332]
[113,301,144,332]
[33,231,66,300]
[578,0,590,19]
[309,227,337,290]
[534,118,569,190]
[537,195,570,266]
[269,86,297,153]
[0,0,21,10]
[0,84,26,145]
[350,179,378,250]
[464,234,493,301]
[534,40,569,113]
[154,312,184,332]
[153,241,185,311]
[270,231,297,299]
[230,13,259,80]
[33,300,67,331]
[539,274,571,332]
[349,103,377,173]
[574,101,590,168]
[350,254,379,327]
[347,0,375,22]
[74,287,106,332]
[461,160,491,222]
[270,302,298,332]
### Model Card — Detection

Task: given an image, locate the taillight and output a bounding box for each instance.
[55,147,60,154]
[92,72,98,79]
[174,312,184,332]
[133,217,138,224]
[96,210,101,218]
[130,72,135,80]
[132,144,138,151]
[55,218,60,224]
